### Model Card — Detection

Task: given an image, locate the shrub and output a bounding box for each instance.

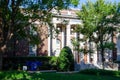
[49,57,58,70]
[0,71,30,79]
[57,46,74,71]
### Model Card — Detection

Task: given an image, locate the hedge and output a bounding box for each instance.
[2,56,57,71]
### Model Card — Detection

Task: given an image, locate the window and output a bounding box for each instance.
[29,44,37,56]
[55,39,61,56]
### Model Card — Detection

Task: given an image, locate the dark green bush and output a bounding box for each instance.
[57,46,74,71]
[3,56,58,70]
[49,57,58,70]
[79,69,120,76]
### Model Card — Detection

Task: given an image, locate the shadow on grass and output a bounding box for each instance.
[79,69,120,77]
[0,71,47,80]
[0,70,120,80]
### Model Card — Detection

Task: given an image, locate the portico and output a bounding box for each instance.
[47,10,87,65]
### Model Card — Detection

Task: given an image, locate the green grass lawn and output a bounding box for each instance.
[0,71,120,80]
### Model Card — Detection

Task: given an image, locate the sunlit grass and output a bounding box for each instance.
[0,71,120,80]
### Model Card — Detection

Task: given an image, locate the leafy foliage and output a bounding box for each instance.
[0,0,79,50]
[0,0,79,70]
[77,0,120,69]
[58,46,74,71]
[49,57,58,70]
[77,0,117,37]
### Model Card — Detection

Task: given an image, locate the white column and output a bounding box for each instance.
[93,51,97,64]
[87,53,90,63]
[48,25,51,56]
[52,23,57,55]
[62,26,65,48]
[66,24,71,47]
[74,32,77,40]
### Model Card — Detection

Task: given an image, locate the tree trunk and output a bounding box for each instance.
[100,40,105,70]
[89,37,92,63]
[76,32,80,63]
[101,48,105,70]
[0,52,3,70]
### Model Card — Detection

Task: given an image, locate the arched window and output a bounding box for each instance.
[55,39,61,56]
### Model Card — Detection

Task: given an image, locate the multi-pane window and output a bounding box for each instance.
[29,44,37,56]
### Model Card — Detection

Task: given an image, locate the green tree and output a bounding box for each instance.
[58,46,74,71]
[0,0,79,70]
[77,0,119,69]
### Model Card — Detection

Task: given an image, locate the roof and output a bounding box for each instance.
[52,9,79,19]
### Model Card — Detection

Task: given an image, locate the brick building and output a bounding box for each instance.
[2,9,120,70]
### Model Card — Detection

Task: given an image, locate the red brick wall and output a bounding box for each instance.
[37,24,48,56]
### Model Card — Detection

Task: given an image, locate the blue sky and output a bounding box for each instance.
[80,0,120,3]
[104,0,120,2]
[75,0,120,9]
